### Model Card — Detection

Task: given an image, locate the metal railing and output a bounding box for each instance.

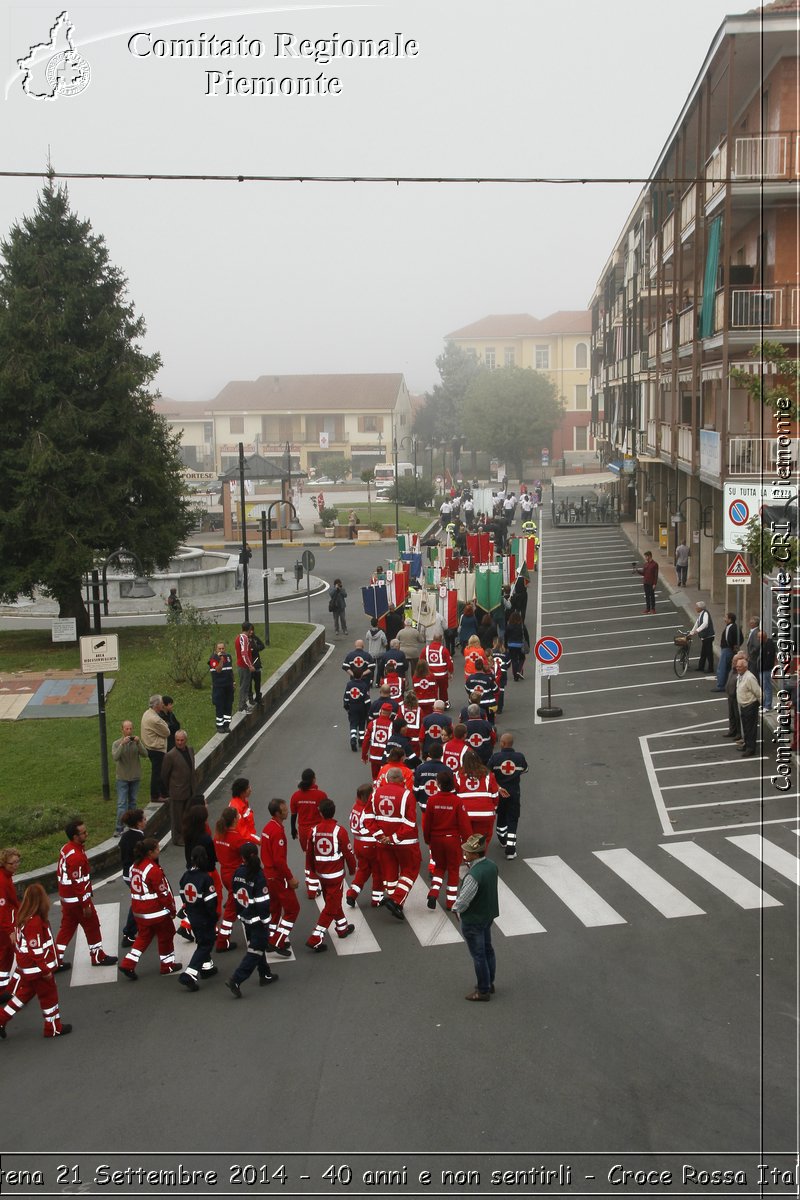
[728,437,799,476]
[677,426,694,464]
[678,306,695,345]
[659,423,673,456]
[733,133,790,180]
[680,182,696,231]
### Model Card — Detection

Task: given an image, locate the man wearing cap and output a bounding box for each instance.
[452,833,499,1002]
[689,601,715,673]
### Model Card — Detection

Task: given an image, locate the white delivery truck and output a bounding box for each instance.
[374,461,416,498]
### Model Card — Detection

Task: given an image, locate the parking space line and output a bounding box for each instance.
[543,600,659,612]
[667,817,799,836]
[576,642,677,655]
[566,677,714,698]
[656,756,762,771]
[649,719,729,739]
[558,659,675,676]
[728,836,800,884]
[594,849,705,918]
[553,614,677,627]
[558,629,675,643]
[559,698,725,723]
[661,774,764,791]
[639,733,673,836]
[660,843,781,908]
[668,795,773,811]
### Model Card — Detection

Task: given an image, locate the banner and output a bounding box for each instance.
[409,589,439,628]
[455,570,476,605]
[362,583,390,620]
[437,585,458,630]
[467,531,492,564]
[475,564,503,613]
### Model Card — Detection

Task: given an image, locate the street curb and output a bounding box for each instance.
[16,623,328,895]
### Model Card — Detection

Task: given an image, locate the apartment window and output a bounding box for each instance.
[229,416,244,434]
[203,422,213,442]
[574,425,588,451]
[504,348,516,368]
[485,347,496,369]
[575,385,588,410]
[358,415,384,433]
[575,342,588,369]
[535,345,550,370]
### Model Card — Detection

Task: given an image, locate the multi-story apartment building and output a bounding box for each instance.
[590,0,798,603]
[445,312,594,464]
[156,372,413,476]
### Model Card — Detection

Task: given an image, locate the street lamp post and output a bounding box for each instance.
[401,435,419,512]
[285,440,294,544]
[238,442,250,622]
[392,435,400,536]
[260,500,303,647]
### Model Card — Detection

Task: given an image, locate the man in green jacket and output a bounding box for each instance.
[453,833,499,1002]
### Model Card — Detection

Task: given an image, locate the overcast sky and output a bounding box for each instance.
[5,0,742,401]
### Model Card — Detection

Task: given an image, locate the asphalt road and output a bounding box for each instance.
[2,523,797,1195]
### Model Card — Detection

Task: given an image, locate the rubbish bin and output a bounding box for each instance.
[659,525,669,550]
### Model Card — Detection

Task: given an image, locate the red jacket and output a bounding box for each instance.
[456,770,500,828]
[442,737,469,772]
[214,827,248,881]
[384,671,404,701]
[235,631,254,670]
[15,915,58,977]
[129,859,175,922]
[260,818,292,881]
[422,791,471,845]
[422,642,453,679]
[364,780,418,845]
[305,819,356,885]
[0,867,18,934]
[348,798,378,848]
[411,677,439,717]
[290,786,329,831]
[361,714,394,764]
[399,704,422,753]
[230,794,259,844]
[57,841,93,906]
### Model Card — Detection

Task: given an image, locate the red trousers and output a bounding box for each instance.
[427,834,462,908]
[306,881,350,946]
[120,915,177,973]
[298,828,320,896]
[216,870,237,948]
[349,841,383,904]
[0,973,63,1036]
[55,900,105,962]
[431,674,449,703]
[0,931,14,989]
[265,875,300,948]
[468,816,495,847]
[379,843,421,907]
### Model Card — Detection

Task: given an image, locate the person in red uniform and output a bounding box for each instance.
[235,621,256,713]
[229,778,260,845]
[0,847,21,1001]
[54,818,117,970]
[420,636,454,705]
[383,669,404,702]
[289,768,329,897]
[442,723,470,773]
[213,807,246,952]
[260,798,299,957]
[305,801,356,952]
[399,693,423,758]
[376,746,415,792]
[411,661,439,719]
[456,751,500,846]
[0,883,71,1040]
[361,704,395,780]
[422,774,471,910]
[118,838,182,981]
[346,784,384,909]
[364,768,421,920]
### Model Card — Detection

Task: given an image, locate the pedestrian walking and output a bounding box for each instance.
[328,579,348,635]
[0,847,21,1000]
[347,510,359,540]
[213,807,246,953]
[160,731,197,847]
[633,550,659,614]
[118,838,181,981]
[0,884,72,1039]
[304,801,356,952]
[259,798,299,956]
[674,541,690,587]
[289,769,329,896]
[54,818,117,970]
[177,846,218,992]
[225,844,279,996]
[453,833,499,1002]
[488,732,529,860]
[248,629,265,705]
[346,785,384,909]
[119,808,146,947]
[423,774,471,911]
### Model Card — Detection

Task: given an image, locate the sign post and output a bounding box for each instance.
[301,549,316,623]
[534,636,563,718]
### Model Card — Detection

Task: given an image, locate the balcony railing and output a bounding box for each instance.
[659,423,673,456]
[678,306,695,345]
[705,141,727,203]
[713,286,787,332]
[733,133,791,180]
[648,328,659,359]
[662,211,675,255]
[729,437,799,476]
[679,182,696,232]
[677,426,694,465]
[661,317,674,353]
[648,233,659,275]
[645,419,658,453]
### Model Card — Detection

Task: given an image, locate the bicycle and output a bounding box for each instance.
[673,628,694,677]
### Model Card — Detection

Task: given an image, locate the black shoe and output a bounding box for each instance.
[54,962,71,974]
[338,924,355,939]
[0,1025,6,1039]
[119,966,138,981]
[200,965,218,978]
[426,897,437,910]
[179,973,200,992]
[741,749,756,757]
[350,741,358,752]
[308,942,328,953]
[54,1024,73,1036]
[489,983,496,994]
[176,927,194,943]
[259,972,279,985]
[722,732,738,738]
[345,893,356,908]
[384,897,405,921]
[92,955,117,967]
[225,979,242,998]
[121,935,135,947]
[709,688,726,693]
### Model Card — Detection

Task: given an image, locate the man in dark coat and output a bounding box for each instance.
[161,731,198,846]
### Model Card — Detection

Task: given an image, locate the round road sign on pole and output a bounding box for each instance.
[301,550,315,573]
[534,636,563,664]
[728,499,750,527]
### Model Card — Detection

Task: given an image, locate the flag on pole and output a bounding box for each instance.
[455,570,476,605]
[475,564,503,613]
[437,585,458,630]
[511,536,537,570]
[410,588,438,628]
[467,532,492,564]
[400,552,423,580]
[501,554,516,587]
[362,583,390,619]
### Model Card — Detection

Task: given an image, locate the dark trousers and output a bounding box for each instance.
[347,706,367,747]
[148,749,165,800]
[231,924,272,984]
[740,701,759,752]
[496,794,521,850]
[643,583,656,611]
[697,637,714,672]
[461,918,496,995]
[184,921,216,979]
[250,670,262,703]
[508,646,526,679]
[726,692,740,737]
[212,687,233,732]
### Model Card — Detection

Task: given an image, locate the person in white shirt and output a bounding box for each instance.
[689,601,715,673]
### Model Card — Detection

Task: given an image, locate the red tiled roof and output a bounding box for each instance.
[446,310,590,339]
[212,373,405,412]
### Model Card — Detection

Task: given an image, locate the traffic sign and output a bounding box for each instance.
[726,554,751,585]
[80,634,120,674]
[301,550,316,572]
[534,636,563,664]
[541,663,560,676]
[723,481,795,551]
[728,499,749,527]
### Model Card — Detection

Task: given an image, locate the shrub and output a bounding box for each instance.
[320,507,339,527]
[164,603,220,689]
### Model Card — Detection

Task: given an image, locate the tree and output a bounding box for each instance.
[413,342,483,444]
[735,515,798,576]
[385,476,437,509]
[0,180,193,633]
[460,367,564,479]
[729,340,800,421]
[315,454,351,482]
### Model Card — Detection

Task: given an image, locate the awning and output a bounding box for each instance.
[606,460,624,475]
[551,471,618,489]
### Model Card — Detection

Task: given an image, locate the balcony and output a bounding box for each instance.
[705,141,727,204]
[677,425,694,466]
[733,132,793,180]
[728,437,799,477]
[648,328,659,360]
[662,211,675,257]
[648,233,660,277]
[679,182,696,235]
[661,317,674,354]
[645,419,658,453]
[713,285,790,333]
[678,305,695,346]
[659,422,673,457]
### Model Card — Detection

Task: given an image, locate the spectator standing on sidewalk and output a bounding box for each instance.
[140,695,170,804]
[235,623,256,714]
[674,540,690,587]
[689,602,715,673]
[111,720,148,835]
[734,656,762,757]
[714,613,741,692]
[633,551,659,614]
[722,653,746,746]
[453,833,499,1003]
[328,579,348,636]
[751,630,777,712]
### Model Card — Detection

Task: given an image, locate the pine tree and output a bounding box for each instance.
[0,179,193,632]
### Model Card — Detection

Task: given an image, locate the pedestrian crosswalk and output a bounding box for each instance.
[59,831,798,982]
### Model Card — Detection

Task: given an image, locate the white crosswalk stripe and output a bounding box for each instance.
[661,842,782,909]
[726,835,800,885]
[48,830,799,985]
[593,849,705,918]
[524,856,627,927]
